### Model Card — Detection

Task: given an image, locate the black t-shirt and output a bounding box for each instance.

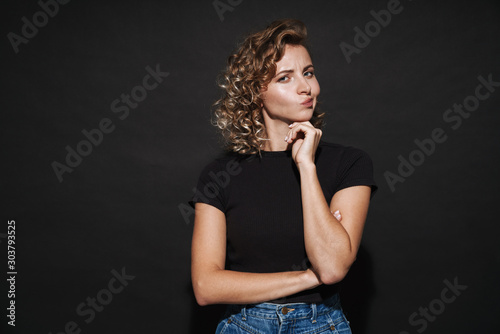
[190,141,377,303]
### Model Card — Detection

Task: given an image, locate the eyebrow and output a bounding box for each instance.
[274,64,314,78]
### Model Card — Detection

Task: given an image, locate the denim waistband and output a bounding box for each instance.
[225,293,341,323]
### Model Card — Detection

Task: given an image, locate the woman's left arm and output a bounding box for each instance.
[286,122,372,285]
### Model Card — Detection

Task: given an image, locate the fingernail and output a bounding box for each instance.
[284,136,288,142]
[289,124,293,128]
[334,210,340,215]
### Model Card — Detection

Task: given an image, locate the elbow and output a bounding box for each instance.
[318,258,355,285]
[319,269,348,285]
[195,297,210,307]
[192,279,213,306]
[194,293,209,307]
[192,266,225,306]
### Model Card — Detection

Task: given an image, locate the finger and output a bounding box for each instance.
[286,122,321,144]
[289,121,312,128]
[286,126,301,143]
[286,127,300,143]
[287,124,314,142]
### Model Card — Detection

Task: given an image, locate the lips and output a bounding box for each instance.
[301,98,314,107]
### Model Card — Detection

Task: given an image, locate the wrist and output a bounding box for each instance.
[297,162,316,174]
[303,268,322,288]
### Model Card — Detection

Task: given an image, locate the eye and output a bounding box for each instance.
[304,70,314,78]
[277,75,289,83]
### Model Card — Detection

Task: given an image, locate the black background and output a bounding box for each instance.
[2,0,500,333]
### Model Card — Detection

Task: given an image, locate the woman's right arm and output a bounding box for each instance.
[191,202,321,306]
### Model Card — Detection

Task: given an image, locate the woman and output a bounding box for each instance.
[190,19,377,333]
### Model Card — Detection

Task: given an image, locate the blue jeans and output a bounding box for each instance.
[215,293,351,333]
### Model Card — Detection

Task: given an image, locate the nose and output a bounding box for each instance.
[298,76,311,95]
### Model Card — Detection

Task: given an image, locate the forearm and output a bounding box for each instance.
[192,268,320,306]
[298,164,354,284]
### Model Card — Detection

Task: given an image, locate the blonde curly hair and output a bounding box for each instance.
[212,19,326,155]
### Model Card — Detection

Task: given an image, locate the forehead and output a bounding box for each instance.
[276,45,312,68]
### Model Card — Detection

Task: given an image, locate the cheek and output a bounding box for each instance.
[264,88,290,108]
[274,87,295,104]
[312,80,320,96]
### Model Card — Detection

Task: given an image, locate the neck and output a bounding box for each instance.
[262,119,292,151]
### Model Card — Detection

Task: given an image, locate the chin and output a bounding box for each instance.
[296,111,314,122]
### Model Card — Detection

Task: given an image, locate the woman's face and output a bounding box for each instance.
[261,44,320,125]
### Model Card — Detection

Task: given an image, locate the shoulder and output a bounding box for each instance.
[318,141,377,195]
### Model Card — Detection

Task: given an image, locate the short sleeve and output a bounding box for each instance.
[335,148,378,198]
[188,160,226,213]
